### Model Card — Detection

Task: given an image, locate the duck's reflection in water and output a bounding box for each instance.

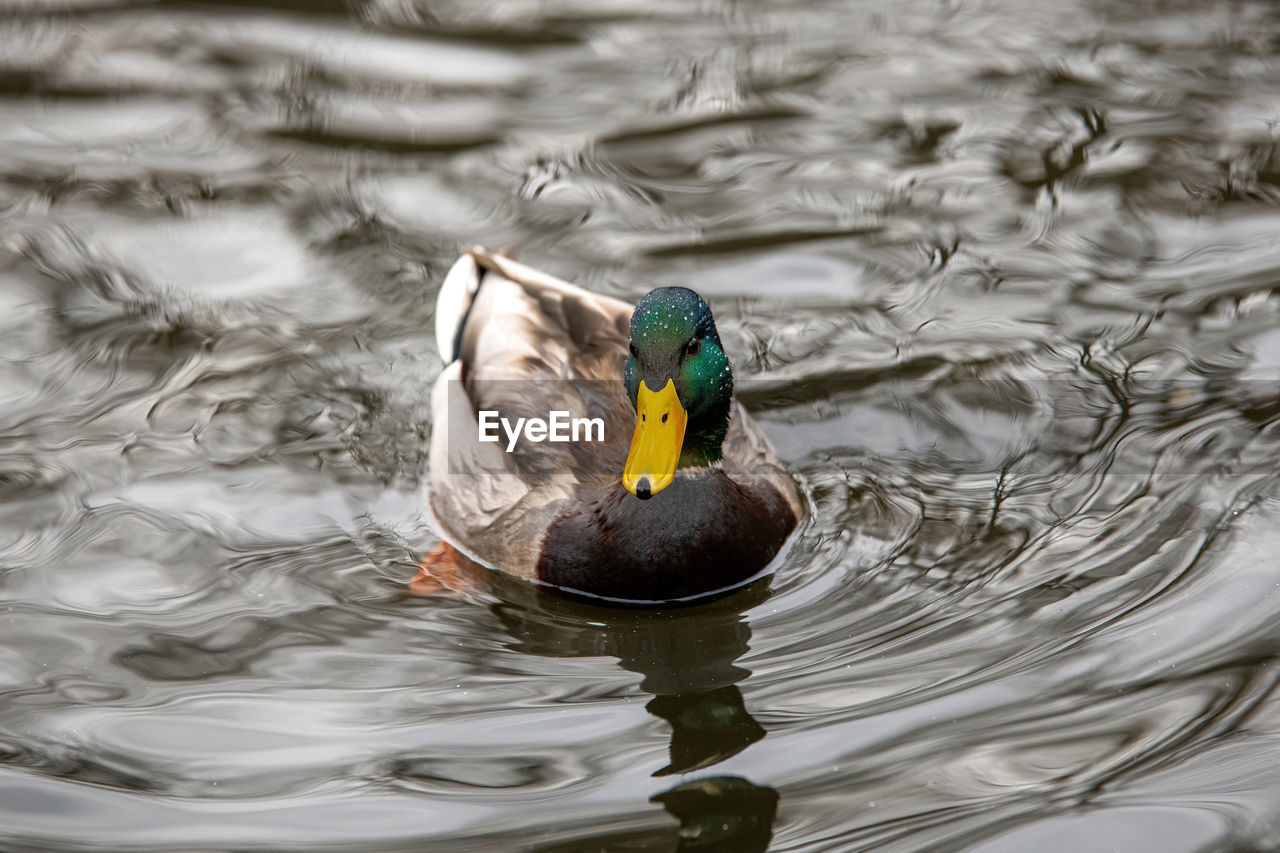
[488,574,779,853]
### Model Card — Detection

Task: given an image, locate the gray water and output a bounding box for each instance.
[3,0,1280,849]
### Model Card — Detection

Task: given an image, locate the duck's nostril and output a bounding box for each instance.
[661,412,668,424]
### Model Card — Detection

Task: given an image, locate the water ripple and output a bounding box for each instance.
[3,0,1280,849]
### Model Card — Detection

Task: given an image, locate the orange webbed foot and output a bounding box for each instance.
[408,541,478,596]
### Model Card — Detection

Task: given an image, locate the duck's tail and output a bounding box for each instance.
[435,246,633,366]
[434,251,483,364]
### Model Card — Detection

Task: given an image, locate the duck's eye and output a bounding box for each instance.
[628,342,638,358]
[684,337,700,357]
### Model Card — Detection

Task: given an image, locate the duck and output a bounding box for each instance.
[419,246,801,604]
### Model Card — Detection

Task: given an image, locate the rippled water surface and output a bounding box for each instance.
[4,0,1280,849]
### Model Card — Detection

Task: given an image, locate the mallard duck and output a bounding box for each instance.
[422,247,801,604]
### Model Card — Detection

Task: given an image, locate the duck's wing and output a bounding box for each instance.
[722,400,805,527]
[428,249,635,577]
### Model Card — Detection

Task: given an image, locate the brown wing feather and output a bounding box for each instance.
[429,252,634,576]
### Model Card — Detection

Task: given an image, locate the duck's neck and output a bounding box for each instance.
[678,401,730,469]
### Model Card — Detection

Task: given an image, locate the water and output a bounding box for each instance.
[3,0,1280,849]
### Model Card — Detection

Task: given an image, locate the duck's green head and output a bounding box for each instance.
[622,287,733,500]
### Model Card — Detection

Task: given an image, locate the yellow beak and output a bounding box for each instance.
[623,378,687,499]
